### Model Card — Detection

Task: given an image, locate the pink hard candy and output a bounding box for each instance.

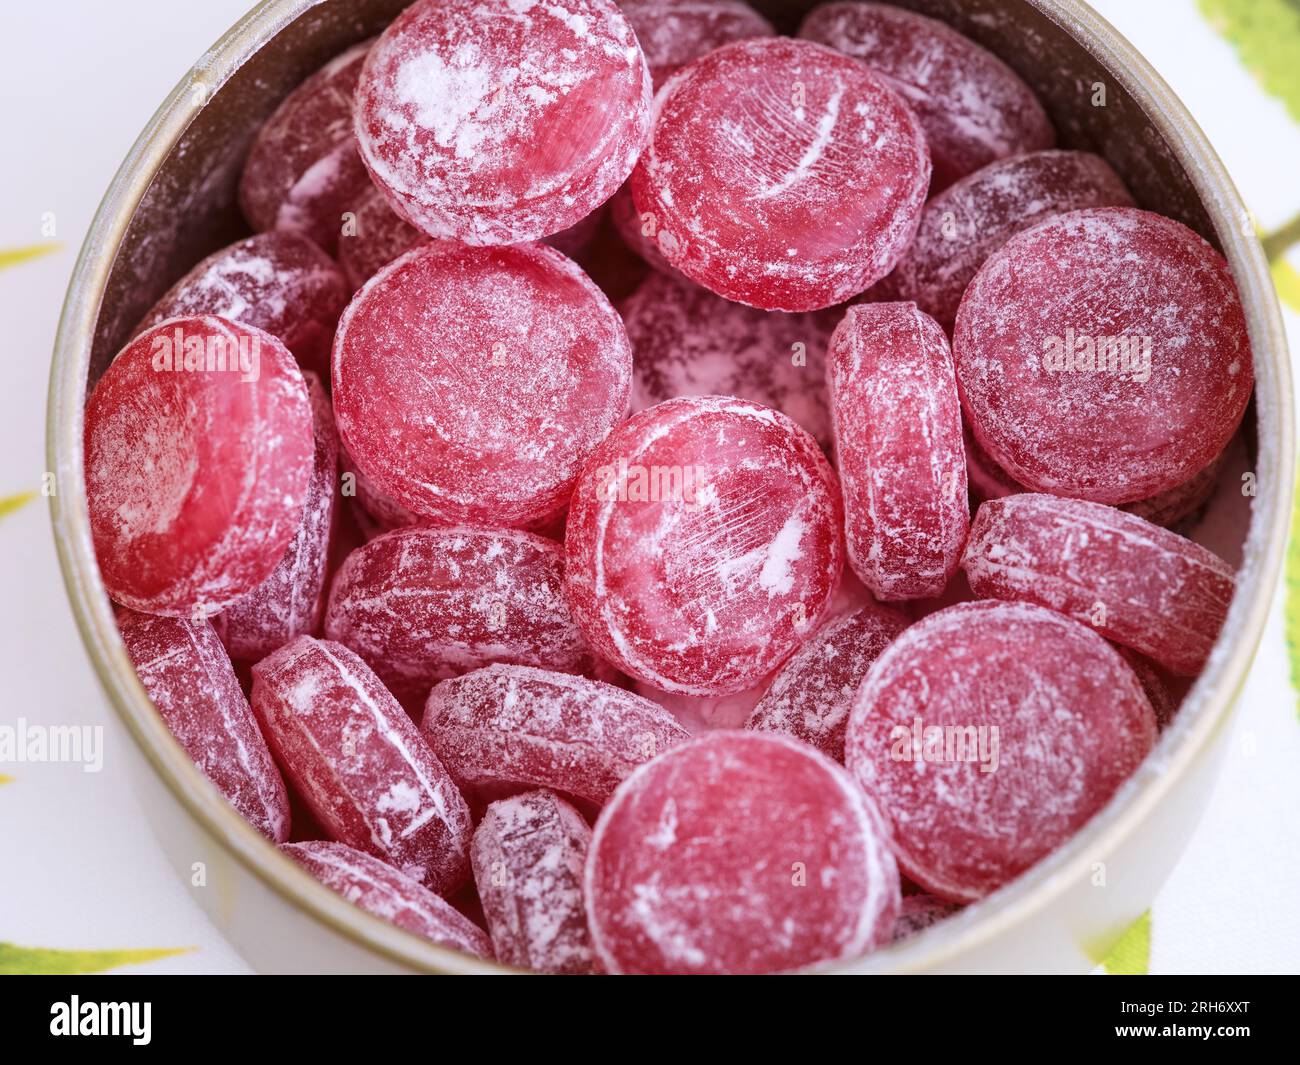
[119,610,290,842]
[338,444,421,534]
[332,242,633,529]
[85,316,314,616]
[632,676,770,734]
[953,207,1253,504]
[283,840,491,958]
[324,525,595,702]
[585,731,900,974]
[621,0,774,89]
[847,601,1157,901]
[239,40,374,254]
[422,663,688,808]
[800,2,1054,191]
[961,493,1235,675]
[218,372,337,663]
[1117,646,1181,731]
[564,395,845,695]
[471,790,595,974]
[828,303,968,601]
[252,636,472,895]
[337,183,430,291]
[353,0,651,245]
[631,36,930,311]
[746,602,907,762]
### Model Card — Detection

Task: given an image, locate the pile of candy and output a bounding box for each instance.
[85,0,1250,974]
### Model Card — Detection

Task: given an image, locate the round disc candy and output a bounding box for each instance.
[85,315,313,616]
[953,207,1253,504]
[333,242,633,529]
[620,0,774,89]
[585,732,900,974]
[846,601,1157,901]
[353,0,651,245]
[631,36,930,311]
[565,396,845,695]
[828,303,968,601]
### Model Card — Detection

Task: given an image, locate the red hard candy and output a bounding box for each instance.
[421,663,688,807]
[632,676,770,734]
[585,731,900,974]
[631,36,930,311]
[324,525,595,702]
[471,790,595,974]
[239,40,374,254]
[961,494,1235,675]
[828,303,968,601]
[621,0,774,89]
[800,2,1054,191]
[252,636,472,895]
[338,184,431,291]
[353,0,651,245]
[332,242,633,529]
[338,444,421,534]
[85,316,314,616]
[283,840,491,958]
[564,395,845,695]
[746,602,907,762]
[847,601,1157,901]
[119,610,290,842]
[953,207,1253,504]
[218,372,337,663]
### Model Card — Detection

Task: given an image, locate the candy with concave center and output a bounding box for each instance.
[631,36,930,311]
[847,601,1157,902]
[332,241,633,529]
[252,636,472,895]
[961,493,1235,675]
[585,731,900,974]
[471,790,595,974]
[85,315,313,616]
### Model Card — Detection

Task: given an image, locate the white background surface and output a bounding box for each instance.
[1,0,1297,974]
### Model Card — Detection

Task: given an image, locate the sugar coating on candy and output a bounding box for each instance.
[337,184,432,291]
[799,2,1054,191]
[585,731,900,974]
[353,0,651,245]
[828,303,968,601]
[325,525,595,702]
[620,0,774,89]
[119,610,290,842]
[893,893,961,942]
[252,636,472,895]
[422,663,688,807]
[882,151,1133,331]
[565,395,845,695]
[239,40,375,254]
[609,183,681,277]
[954,207,1253,504]
[963,421,1022,504]
[283,840,491,958]
[471,790,595,973]
[746,603,907,762]
[338,444,421,534]
[847,601,1157,902]
[633,676,770,734]
[961,494,1235,675]
[85,316,313,616]
[332,241,633,528]
[219,373,337,663]
[622,272,836,453]
[631,36,930,311]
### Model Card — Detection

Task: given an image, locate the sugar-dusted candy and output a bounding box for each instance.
[119,610,290,842]
[621,0,774,90]
[828,303,968,600]
[283,840,491,958]
[961,493,1235,675]
[847,601,1157,901]
[337,184,430,291]
[332,242,633,529]
[471,790,595,974]
[422,663,688,807]
[954,207,1253,504]
[564,395,844,695]
[324,525,595,701]
[338,443,421,535]
[633,678,769,735]
[85,316,313,616]
[585,732,900,974]
[353,0,651,245]
[746,603,906,762]
[631,36,929,311]
[218,372,337,663]
[252,636,472,895]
